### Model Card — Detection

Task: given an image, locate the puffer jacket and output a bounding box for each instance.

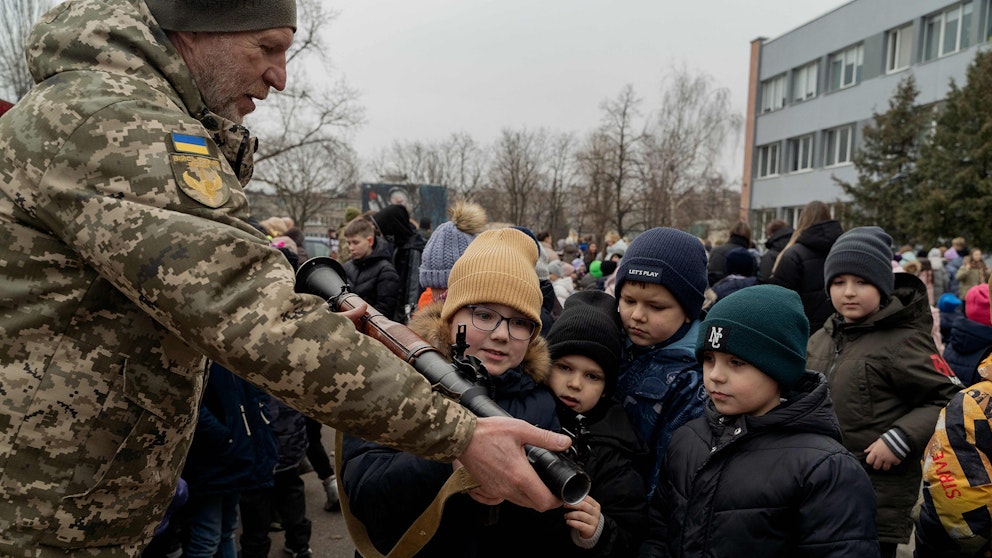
[343,237,401,318]
[0,0,476,553]
[758,225,793,282]
[640,372,880,557]
[942,317,992,387]
[551,398,648,557]
[807,273,962,544]
[615,322,708,497]
[340,302,560,557]
[766,219,844,334]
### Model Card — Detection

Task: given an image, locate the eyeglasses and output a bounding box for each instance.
[465,305,538,341]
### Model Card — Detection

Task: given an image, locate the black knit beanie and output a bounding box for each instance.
[615,227,708,320]
[697,284,809,389]
[146,0,297,32]
[546,291,624,396]
[824,226,894,299]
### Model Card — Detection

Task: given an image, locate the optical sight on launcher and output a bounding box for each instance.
[295,256,591,505]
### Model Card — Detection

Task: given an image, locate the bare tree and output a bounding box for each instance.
[640,66,742,230]
[365,132,488,204]
[250,0,365,226]
[0,0,52,100]
[580,84,643,238]
[252,142,359,226]
[542,132,577,240]
[483,127,548,226]
[439,132,489,202]
[573,131,616,243]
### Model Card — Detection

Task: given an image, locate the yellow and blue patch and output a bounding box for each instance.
[171,133,210,156]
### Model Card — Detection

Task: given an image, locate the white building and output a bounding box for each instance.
[742,0,991,235]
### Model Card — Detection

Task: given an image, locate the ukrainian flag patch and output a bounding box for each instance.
[171,133,210,156]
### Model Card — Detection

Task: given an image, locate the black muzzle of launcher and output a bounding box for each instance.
[295,256,591,505]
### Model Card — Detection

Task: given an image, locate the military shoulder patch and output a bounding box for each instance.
[167,132,231,208]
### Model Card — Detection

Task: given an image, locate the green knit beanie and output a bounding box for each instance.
[147,0,297,32]
[696,284,809,388]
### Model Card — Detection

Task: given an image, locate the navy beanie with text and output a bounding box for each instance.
[615,227,708,320]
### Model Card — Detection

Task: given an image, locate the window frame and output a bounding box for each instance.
[923,2,974,61]
[757,143,781,178]
[760,74,787,113]
[824,125,855,167]
[791,61,818,102]
[829,44,864,90]
[787,134,815,173]
[886,24,913,73]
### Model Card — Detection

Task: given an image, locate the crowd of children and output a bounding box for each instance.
[148,209,992,557]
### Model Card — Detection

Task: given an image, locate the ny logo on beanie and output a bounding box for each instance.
[706,326,725,350]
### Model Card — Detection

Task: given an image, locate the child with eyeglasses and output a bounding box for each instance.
[339,227,564,557]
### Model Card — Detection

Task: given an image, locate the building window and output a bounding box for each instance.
[791,62,818,102]
[828,44,863,91]
[886,24,913,72]
[824,125,854,167]
[924,2,973,61]
[760,74,787,113]
[757,143,780,178]
[787,135,814,172]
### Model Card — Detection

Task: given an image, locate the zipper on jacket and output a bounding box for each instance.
[826,332,845,381]
[240,404,252,436]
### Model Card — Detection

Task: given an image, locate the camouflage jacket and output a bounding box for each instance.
[0,0,474,556]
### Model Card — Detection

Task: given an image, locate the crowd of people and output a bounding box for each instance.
[2,0,990,557]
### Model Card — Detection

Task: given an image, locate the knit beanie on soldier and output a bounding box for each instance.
[419,202,488,290]
[546,291,624,396]
[442,228,543,331]
[824,226,895,299]
[615,227,709,320]
[146,0,297,32]
[697,284,809,389]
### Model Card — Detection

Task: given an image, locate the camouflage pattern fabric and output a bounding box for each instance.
[0,0,475,555]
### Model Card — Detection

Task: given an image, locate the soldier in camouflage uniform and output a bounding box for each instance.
[0,0,570,556]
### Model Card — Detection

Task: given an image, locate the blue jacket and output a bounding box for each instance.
[943,317,992,387]
[181,363,277,496]
[615,321,708,497]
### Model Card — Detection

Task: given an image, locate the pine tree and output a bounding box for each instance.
[910,49,992,248]
[834,74,926,244]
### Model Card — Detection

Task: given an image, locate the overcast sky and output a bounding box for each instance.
[321,0,848,180]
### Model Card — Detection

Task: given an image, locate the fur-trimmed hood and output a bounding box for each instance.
[409,301,552,384]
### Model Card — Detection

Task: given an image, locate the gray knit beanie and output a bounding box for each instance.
[147,0,297,32]
[697,284,809,388]
[419,202,487,291]
[824,226,895,299]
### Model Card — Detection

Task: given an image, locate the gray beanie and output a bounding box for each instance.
[147,0,297,32]
[824,226,894,299]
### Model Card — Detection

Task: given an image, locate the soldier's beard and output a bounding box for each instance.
[195,56,246,125]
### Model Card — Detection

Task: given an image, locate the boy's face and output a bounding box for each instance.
[347,234,374,259]
[618,281,689,346]
[449,303,531,377]
[829,273,881,322]
[702,351,781,417]
[548,355,606,414]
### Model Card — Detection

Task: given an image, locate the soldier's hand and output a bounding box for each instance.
[457,416,571,512]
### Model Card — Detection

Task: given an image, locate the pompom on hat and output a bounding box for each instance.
[697,284,809,389]
[615,227,708,320]
[441,228,543,333]
[146,0,297,32]
[546,291,624,396]
[419,202,487,290]
[824,226,895,299]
